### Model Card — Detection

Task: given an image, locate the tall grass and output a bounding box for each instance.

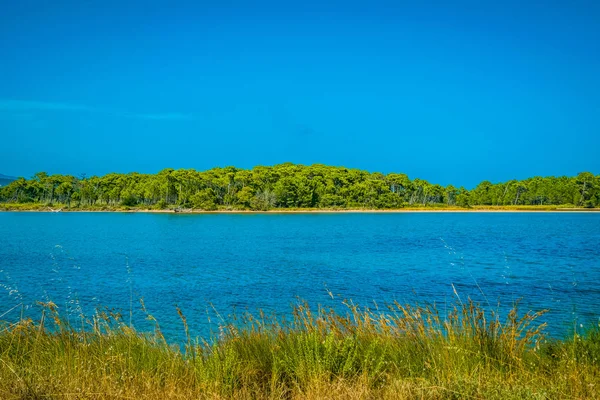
[1,299,599,399]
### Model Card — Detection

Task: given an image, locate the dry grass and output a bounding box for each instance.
[1,299,599,399]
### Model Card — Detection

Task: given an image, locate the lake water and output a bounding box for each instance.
[1,212,599,340]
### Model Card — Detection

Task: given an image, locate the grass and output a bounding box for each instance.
[1,299,599,399]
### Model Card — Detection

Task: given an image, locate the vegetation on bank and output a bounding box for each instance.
[1,299,599,399]
[1,164,599,211]
[1,203,597,212]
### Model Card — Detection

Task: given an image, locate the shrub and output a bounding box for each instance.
[121,195,138,207]
[156,199,168,209]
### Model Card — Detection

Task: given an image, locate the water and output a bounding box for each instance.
[1,212,599,340]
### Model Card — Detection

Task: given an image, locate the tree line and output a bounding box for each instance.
[1,164,598,209]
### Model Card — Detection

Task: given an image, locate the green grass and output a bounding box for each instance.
[1,299,599,399]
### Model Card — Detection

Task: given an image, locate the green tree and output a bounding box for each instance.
[190,189,217,210]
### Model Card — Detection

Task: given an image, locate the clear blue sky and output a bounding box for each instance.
[1,0,598,187]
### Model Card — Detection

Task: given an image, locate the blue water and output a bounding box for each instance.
[1,212,599,340]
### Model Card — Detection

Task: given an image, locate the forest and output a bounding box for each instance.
[0,163,598,210]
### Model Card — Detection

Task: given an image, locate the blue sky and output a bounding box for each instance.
[0,0,598,187]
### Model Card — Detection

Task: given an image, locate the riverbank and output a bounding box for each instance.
[1,300,598,399]
[1,203,599,213]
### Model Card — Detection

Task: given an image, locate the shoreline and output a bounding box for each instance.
[2,207,599,213]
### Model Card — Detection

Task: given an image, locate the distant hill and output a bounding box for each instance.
[0,174,17,187]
